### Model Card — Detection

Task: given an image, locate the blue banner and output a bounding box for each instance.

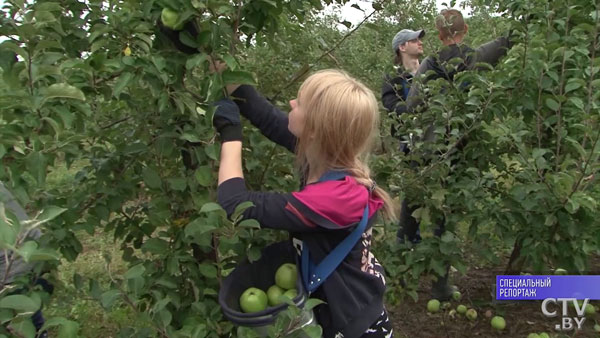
[496,275,600,300]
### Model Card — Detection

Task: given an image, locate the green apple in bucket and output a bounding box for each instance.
[266,285,285,306]
[275,263,297,290]
[283,288,298,300]
[239,287,268,313]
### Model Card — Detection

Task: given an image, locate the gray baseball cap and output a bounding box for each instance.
[392,29,425,53]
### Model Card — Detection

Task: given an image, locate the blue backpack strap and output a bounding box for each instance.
[301,170,370,293]
[401,78,410,101]
[317,170,348,183]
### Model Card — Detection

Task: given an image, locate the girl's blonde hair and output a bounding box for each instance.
[295,69,397,221]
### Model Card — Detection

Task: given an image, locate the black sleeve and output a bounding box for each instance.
[217,178,320,233]
[381,75,408,118]
[230,85,297,153]
[469,36,512,70]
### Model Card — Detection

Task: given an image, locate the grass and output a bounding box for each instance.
[43,159,138,337]
[44,229,134,337]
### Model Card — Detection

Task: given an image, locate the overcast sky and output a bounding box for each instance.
[336,0,469,26]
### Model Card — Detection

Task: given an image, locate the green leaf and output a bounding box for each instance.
[185,54,207,69]
[100,289,121,309]
[429,259,447,277]
[568,97,584,110]
[200,202,223,214]
[26,151,47,186]
[194,166,213,187]
[40,317,80,338]
[152,296,171,313]
[232,201,254,220]
[185,218,217,237]
[113,72,133,97]
[12,318,35,338]
[441,232,455,243]
[571,192,597,212]
[125,264,146,279]
[37,205,67,224]
[304,298,325,311]
[0,295,40,313]
[545,98,560,111]
[238,219,260,229]
[155,277,177,289]
[237,326,261,338]
[159,309,172,327]
[41,117,62,137]
[143,168,162,189]
[203,288,217,296]
[351,3,362,11]
[302,325,323,338]
[565,198,579,214]
[16,240,38,261]
[247,246,261,262]
[222,70,256,86]
[198,263,217,278]
[167,177,187,191]
[339,20,351,28]
[179,30,198,48]
[0,210,18,247]
[35,2,63,11]
[564,81,582,93]
[142,238,169,254]
[43,83,85,102]
[204,144,218,161]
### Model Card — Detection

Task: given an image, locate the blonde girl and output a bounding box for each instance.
[213,69,396,338]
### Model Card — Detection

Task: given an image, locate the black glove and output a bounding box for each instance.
[213,99,242,142]
[157,18,200,55]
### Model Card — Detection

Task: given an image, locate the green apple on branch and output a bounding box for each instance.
[161,8,183,30]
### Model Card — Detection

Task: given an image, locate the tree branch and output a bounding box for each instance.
[271,7,382,101]
[554,0,570,171]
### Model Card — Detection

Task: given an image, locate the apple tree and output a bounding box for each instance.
[386,0,599,300]
[0,0,361,336]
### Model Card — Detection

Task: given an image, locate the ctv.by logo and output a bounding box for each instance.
[541,298,589,331]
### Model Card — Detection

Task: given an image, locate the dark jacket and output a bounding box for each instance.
[217,85,388,338]
[381,67,413,121]
[381,67,414,152]
[406,36,512,141]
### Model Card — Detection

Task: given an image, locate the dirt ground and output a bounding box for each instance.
[388,256,600,338]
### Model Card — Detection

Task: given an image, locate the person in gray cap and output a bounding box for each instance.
[381,28,426,250]
[403,9,514,301]
[381,29,425,136]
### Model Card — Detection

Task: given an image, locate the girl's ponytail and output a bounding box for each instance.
[347,162,397,222]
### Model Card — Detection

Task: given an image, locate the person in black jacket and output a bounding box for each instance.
[407,9,512,115]
[381,28,425,142]
[381,28,426,246]
[0,182,52,338]
[157,20,397,338]
[405,9,513,300]
[214,70,396,338]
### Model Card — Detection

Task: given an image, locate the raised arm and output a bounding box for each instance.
[469,36,513,70]
[217,178,320,232]
[230,85,297,153]
[213,99,314,232]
